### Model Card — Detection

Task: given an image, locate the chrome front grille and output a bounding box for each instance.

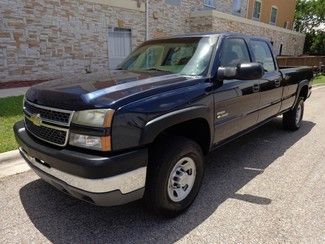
[24,100,73,126]
[23,100,74,147]
[25,119,69,146]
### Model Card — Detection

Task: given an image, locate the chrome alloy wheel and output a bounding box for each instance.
[296,103,302,125]
[167,157,196,202]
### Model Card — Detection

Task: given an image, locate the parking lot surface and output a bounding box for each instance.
[1,88,325,243]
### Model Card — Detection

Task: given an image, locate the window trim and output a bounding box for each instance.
[269,5,278,25]
[203,0,216,9]
[252,0,262,21]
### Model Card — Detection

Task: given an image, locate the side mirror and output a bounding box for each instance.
[217,63,264,81]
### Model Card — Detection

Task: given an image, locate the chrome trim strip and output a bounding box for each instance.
[146,105,207,126]
[24,99,75,126]
[20,148,147,194]
[25,116,69,147]
[24,99,73,114]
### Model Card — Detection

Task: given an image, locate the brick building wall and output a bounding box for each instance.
[147,0,248,38]
[190,10,305,56]
[208,0,248,18]
[0,0,146,82]
[0,0,304,83]
[148,0,201,38]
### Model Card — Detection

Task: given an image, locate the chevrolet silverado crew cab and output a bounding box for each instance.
[14,33,313,216]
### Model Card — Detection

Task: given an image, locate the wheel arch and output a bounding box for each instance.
[140,106,213,154]
[293,79,310,107]
[299,84,309,100]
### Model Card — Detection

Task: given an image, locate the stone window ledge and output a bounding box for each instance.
[84,0,145,12]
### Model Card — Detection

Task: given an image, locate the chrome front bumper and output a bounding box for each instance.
[20,148,146,206]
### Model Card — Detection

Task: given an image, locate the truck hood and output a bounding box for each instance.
[25,70,198,110]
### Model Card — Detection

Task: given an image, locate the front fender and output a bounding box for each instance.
[111,79,213,151]
[139,105,213,145]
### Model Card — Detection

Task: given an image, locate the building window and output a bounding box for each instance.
[232,0,242,14]
[108,28,132,69]
[252,0,262,20]
[204,0,216,8]
[270,6,278,25]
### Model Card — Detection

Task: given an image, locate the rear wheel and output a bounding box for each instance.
[283,97,304,131]
[145,136,204,216]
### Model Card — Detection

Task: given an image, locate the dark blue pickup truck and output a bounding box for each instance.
[14,33,313,216]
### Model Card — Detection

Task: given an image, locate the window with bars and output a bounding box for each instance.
[107,28,132,69]
[232,0,242,13]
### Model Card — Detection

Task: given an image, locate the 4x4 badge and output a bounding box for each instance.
[30,114,42,126]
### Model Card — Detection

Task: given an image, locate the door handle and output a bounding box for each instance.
[253,83,260,93]
[274,79,281,87]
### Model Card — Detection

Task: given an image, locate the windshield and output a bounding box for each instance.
[118,36,217,76]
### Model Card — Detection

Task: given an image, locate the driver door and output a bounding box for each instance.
[213,37,261,144]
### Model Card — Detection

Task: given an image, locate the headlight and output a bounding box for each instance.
[72,109,114,127]
[69,109,114,151]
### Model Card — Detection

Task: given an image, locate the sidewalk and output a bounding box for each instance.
[0,79,49,98]
[0,87,30,98]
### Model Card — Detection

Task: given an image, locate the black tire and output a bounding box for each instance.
[144,136,204,216]
[283,97,304,131]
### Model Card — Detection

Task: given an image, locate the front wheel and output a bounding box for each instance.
[283,97,304,131]
[145,136,204,216]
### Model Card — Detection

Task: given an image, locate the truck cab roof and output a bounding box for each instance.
[155,32,270,42]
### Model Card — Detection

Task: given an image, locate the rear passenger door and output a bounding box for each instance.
[213,37,261,143]
[250,39,283,122]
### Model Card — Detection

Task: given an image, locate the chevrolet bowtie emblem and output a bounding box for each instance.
[30,114,42,126]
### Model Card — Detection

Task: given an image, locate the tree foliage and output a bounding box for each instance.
[294,0,325,55]
[304,31,325,55]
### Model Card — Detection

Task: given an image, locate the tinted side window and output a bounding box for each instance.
[251,40,276,72]
[220,38,251,67]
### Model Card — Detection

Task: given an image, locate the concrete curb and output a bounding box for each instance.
[312,83,325,87]
[0,149,30,178]
[0,150,21,164]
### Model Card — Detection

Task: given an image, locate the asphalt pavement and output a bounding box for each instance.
[1,88,325,243]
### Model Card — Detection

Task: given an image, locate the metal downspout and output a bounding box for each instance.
[145,0,149,40]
